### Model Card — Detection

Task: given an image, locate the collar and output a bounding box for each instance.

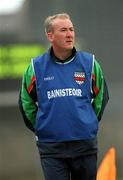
[49,47,76,64]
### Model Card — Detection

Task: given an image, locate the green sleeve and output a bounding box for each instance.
[19,62,37,131]
[92,58,109,121]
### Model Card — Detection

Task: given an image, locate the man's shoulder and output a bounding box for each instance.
[32,52,50,67]
[76,51,94,72]
[77,50,93,59]
[33,52,49,62]
[76,51,94,65]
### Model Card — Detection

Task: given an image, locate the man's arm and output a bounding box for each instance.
[18,62,37,132]
[91,57,109,121]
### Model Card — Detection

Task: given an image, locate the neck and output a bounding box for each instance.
[52,47,73,60]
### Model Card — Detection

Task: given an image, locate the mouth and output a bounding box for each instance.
[66,40,73,43]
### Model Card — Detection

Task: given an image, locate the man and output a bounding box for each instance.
[19,13,109,180]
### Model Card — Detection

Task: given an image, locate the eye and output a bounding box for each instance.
[60,28,67,32]
[70,28,74,31]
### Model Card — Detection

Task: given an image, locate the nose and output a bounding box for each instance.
[66,30,73,37]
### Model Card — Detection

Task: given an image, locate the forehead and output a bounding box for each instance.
[52,18,74,29]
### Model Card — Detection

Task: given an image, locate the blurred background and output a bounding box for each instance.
[0,0,123,179]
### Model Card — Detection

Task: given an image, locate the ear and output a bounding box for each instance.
[47,32,54,43]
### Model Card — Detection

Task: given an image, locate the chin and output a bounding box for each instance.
[65,45,73,50]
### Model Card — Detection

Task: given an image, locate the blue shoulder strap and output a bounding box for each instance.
[77,51,93,73]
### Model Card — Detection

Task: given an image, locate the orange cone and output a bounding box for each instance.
[96,147,116,180]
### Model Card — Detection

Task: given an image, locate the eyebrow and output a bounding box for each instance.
[60,27,74,30]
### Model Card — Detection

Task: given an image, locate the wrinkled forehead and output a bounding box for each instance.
[52,17,74,30]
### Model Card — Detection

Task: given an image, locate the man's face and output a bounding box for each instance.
[47,18,75,50]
